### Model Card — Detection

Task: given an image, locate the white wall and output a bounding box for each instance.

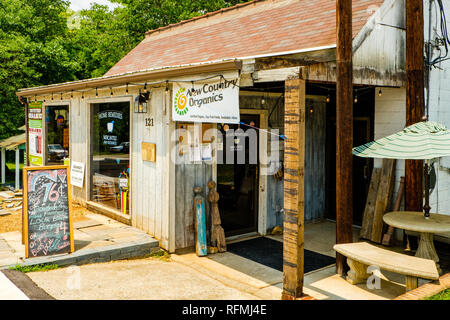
[424,0,450,215]
[374,87,406,210]
[374,1,450,217]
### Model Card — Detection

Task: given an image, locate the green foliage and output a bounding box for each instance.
[148,248,171,261]
[110,0,246,46]
[0,0,77,139]
[10,263,59,273]
[0,0,248,139]
[425,288,450,300]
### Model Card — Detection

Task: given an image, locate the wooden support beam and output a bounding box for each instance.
[25,100,29,166]
[15,148,20,190]
[1,148,5,185]
[336,0,353,276]
[282,77,305,300]
[253,67,300,83]
[254,49,336,71]
[405,0,424,212]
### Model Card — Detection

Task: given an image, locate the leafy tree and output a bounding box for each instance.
[110,0,247,46]
[69,0,248,78]
[0,0,249,139]
[0,0,77,139]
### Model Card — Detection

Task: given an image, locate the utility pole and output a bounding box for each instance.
[336,0,353,275]
[405,0,425,213]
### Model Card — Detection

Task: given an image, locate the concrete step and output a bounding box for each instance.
[1,237,160,270]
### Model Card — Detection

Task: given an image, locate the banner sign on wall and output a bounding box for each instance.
[28,101,43,166]
[172,78,240,124]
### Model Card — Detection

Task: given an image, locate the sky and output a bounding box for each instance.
[69,0,118,11]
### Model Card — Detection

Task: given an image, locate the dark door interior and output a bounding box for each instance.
[352,118,373,225]
[325,88,374,226]
[217,114,260,236]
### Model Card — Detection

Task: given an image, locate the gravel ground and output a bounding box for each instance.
[0,204,88,233]
[27,256,258,300]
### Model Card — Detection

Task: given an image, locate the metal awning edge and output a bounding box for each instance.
[16,59,242,97]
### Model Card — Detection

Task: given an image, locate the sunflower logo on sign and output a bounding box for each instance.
[174,88,188,116]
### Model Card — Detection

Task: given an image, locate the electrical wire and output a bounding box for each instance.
[430,0,450,66]
[239,121,287,140]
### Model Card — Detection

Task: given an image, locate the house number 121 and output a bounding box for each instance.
[145,118,154,127]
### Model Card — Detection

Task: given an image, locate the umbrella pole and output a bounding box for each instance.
[423,162,431,218]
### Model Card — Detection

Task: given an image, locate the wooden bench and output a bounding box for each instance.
[333,242,440,291]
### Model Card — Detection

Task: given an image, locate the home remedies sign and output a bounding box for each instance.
[172,78,240,123]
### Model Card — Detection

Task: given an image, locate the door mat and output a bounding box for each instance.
[227,237,335,273]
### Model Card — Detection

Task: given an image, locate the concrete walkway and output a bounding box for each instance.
[0,271,29,300]
[0,212,158,269]
[171,247,410,300]
[27,256,258,300]
[169,222,431,300]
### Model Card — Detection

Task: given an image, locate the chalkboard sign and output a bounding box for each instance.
[23,165,74,258]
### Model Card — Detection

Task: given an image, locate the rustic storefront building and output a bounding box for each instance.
[17,0,450,297]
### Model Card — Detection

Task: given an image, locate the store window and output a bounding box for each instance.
[90,102,130,214]
[45,105,69,165]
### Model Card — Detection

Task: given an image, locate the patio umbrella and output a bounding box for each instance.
[353,121,450,218]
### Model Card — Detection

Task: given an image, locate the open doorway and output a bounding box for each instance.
[216,114,260,237]
[325,87,375,226]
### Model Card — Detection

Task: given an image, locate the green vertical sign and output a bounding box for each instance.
[28,101,43,166]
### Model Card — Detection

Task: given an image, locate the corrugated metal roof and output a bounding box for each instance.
[106,0,385,76]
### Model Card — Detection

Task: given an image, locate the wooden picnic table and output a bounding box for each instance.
[383,211,450,274]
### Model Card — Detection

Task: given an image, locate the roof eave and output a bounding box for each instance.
[17,59,242,97]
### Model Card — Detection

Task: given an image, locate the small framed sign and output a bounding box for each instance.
[119,178,128,189]
[70,161,85,188]
[142,142,156,162]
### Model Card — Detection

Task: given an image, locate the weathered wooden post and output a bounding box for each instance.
[193,186,207,256]
[405,0,425,214]
[282,76,306,300]
[336,0,354,276]
[207,180,226,253]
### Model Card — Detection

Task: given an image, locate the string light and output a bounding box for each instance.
[326,93,330,103]
[378,89,383,97]
[34,94,37,102]
[191,81,195,94]
[354,95,358,103]
[126,83,129,94]
[96,87,98,97]
[60,93,63,100]
[219,75,224,91]
[21,74,232,102]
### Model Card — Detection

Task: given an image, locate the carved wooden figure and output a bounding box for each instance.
[207,180,226,252]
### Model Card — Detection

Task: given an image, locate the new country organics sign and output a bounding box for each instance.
[172,78,240,124]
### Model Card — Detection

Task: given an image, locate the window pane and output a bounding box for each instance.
[91,102,130,214]
[46,105,69,165]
